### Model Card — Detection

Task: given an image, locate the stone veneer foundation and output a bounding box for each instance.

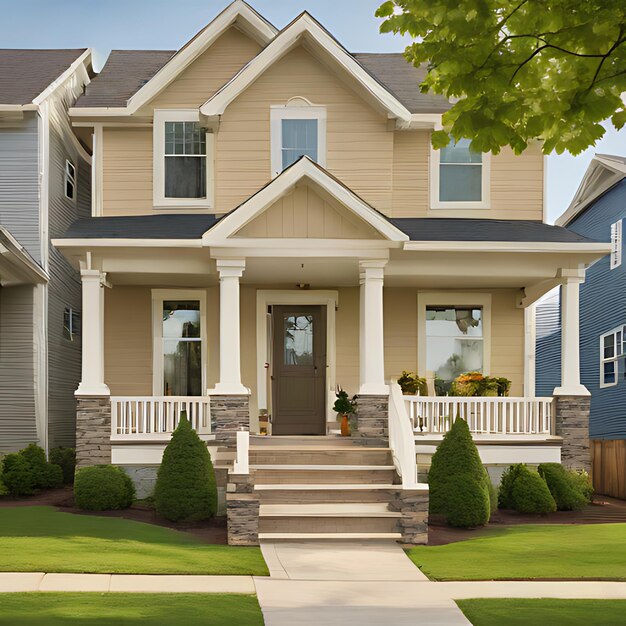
[76,396,112,468]
[211,395,250,443]
[389,488,429,544]
[554,395,591,472]
[226,471,259,546]
[352,394,389,446]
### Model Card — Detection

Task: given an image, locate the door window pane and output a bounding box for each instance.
[284,315,314,365]
[282,119,318,170]
[426,307,483,389]
[439,138,482,202]
[164,121,206,198]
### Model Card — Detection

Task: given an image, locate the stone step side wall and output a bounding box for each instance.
[76,396,111,468]
[352,394,389,446]
[226,470,259,546]
[388,488,429,544]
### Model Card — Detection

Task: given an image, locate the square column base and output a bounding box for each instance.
[352,394,389,447]
[76,396,112,468]
[554,395,591,472]
[211,395,250,444]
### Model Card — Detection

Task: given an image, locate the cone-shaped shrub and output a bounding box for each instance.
[429,417,491,527]
[498,463,525,509]
[510,465,556,514]
[538,463,590,511]
[154,415,217,522]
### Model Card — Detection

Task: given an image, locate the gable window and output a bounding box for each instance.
[600,326,625,388]
[430,138,490,209]
[63,307,80,342]
[611,219,622,270]
[270,102,326,177]
[153,110,214,208]
[65,160,76,201]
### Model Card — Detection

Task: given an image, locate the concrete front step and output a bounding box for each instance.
[255,484,398,504]
[250,448,391,466]
[258,532,403,541]
[252,465,398,485]
[259,503,400,517]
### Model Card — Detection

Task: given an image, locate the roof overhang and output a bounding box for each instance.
[199,12,412,127]
[556,154,626,226]
[403,240,612,254]
[0,227,48,286]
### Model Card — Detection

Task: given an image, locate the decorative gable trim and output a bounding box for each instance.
[124,1,277,114]
[199,12,412,126]
[202,156,409,243]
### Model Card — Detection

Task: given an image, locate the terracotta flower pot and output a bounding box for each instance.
[340,414,351,437]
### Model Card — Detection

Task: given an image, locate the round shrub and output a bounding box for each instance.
[538,463,589,511]
[429,417,491,527]
[40,463,64,490]
[2,453,36,497]
[0,458,9,496]
[74,465,135,511]
[154,416,217,522]
[19,443,63,490]
[510,465,556,514]
[498,463,525,509]
[49,447,76,484]
[571,469,594,502]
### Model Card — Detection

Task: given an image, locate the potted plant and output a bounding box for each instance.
[496,377,512,397]
[397,370,428,396]
[451,372,485,396]
[333,387,356,437]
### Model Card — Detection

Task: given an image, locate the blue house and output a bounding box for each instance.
[536,154,626,497]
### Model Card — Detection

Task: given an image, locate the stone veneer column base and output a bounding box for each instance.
[226,471,259,546]
[554,395,591,472]
[389,488,429,544]
[211,395,250,444]
[352,394,389,446]
[76,396,112,468]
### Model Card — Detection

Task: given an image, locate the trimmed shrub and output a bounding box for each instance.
[486,474,498,515]
[498,463,525,509]
[429,417,491,527]
[571,469,594,502]
[20,444,63,490]
[154,416,217,522]
[538,463,592,511]
[2,453,36,497]
[0,458,8,496]
[74,465,135,511]
[510,465,556,514]
[49,447,76,484]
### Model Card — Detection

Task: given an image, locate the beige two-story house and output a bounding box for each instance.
[55,1,608,542]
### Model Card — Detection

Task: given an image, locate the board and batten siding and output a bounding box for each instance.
[0,285,38,451]
[0,113,41,261]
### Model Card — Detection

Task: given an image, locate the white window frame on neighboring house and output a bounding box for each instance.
[611,219,622,270]
[430,138,491,210]
[270,101,327,178]
[153,109,214,209]
[65,159,77,202]
[151,289,207,396]
[63,306,81,342]
[600,325,625,388]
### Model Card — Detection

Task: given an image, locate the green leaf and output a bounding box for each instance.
[431,129,452,149]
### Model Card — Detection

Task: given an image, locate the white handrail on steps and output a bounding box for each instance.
[233,428,250,474]
[388,380,419,489]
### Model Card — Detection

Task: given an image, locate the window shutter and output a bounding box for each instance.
[610,219,622,269]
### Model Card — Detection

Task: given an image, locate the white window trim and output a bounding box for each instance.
[610,219,622,270]
[417,292,492,382]
[151,289,207,396]
[153,109,214,209]
[65,159,77,203]
[599,325,624,388]
[429,142,491,210]
[270,104,327,178]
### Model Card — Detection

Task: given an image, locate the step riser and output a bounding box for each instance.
[257,490,395,504]
[259,517,399,533]
[253,470,397,484]
[250,451,391,465]
[249,436,360,448]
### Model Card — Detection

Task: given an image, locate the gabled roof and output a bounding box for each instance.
[556,154,626,226]
[0,49,89,105]
[200,12,413,125]
[203,156,409,242]
[0,226,48,285]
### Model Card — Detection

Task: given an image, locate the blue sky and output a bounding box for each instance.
[3,0,624,222]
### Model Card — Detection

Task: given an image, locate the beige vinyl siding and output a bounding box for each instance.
[216,46,393,213]
[102,128,153,216]
[147,28,262,110]
[384,288,418,379]
[235,184,381,239]
[391,131,429,218]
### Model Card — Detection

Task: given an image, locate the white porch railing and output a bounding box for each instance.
[389,381,419,488]
[405,396,554,435]
[111,396,211,439]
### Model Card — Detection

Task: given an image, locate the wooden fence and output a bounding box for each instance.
[591,439,626,500]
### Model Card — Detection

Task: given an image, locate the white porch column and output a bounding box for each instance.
[76,269,109,396]
[554,273,590,396]
[359,260,387,395]
[211,259,249,395]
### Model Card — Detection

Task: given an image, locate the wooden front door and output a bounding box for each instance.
[271,305,326,435]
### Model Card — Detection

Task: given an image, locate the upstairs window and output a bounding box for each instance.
[431,137,490,209]
[611,219,622,270]
[65,160,76,200]
[270,101,326,177]
[153,110,214,208]
[600,326,625,387]
[63,307,81,342]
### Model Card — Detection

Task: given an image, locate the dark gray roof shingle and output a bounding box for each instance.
[0,49,87,105]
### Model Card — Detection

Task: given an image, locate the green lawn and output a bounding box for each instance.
[0,593,263,626]
[407,524,626,580]
[457,599,626,626]
[0,506,268,575]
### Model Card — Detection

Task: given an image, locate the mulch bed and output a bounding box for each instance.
[0,487,228,544]
[428,495,626,546]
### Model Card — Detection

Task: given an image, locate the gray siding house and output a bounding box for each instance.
[0,49,93,452]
